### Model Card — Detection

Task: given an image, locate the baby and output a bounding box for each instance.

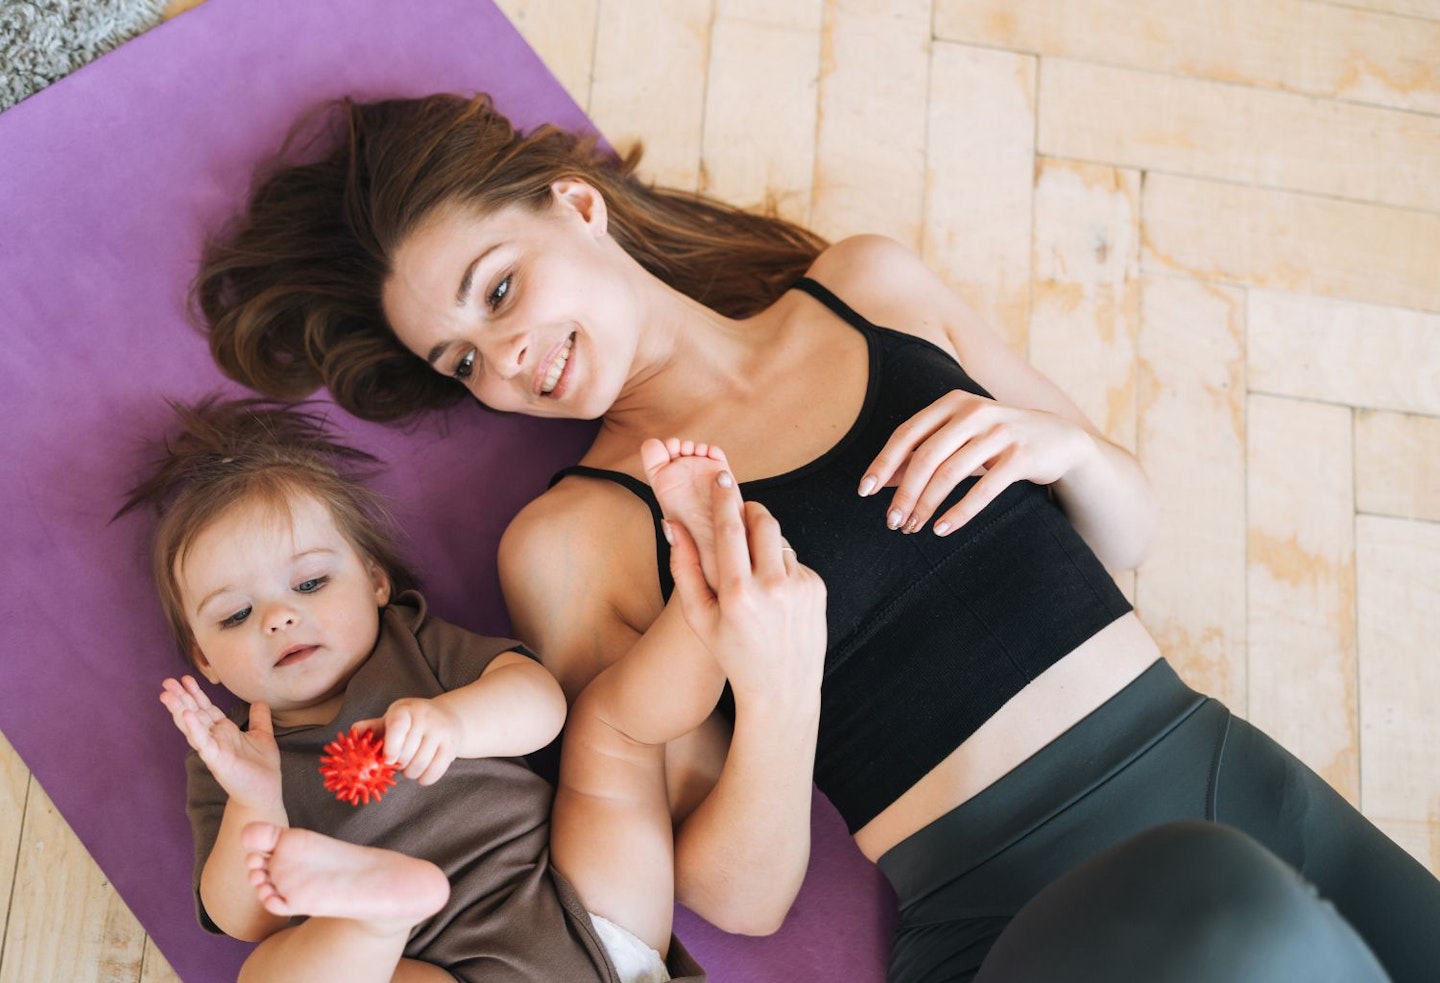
[121,397,767,983]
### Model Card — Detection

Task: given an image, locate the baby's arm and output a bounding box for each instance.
[159,676,291,941]
[355,651,567,786]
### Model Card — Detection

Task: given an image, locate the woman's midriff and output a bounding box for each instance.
[852,612,1162,861]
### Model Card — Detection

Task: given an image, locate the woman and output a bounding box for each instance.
[196,93,1440,982]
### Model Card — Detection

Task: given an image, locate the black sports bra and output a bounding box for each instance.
[551,277,1132,832]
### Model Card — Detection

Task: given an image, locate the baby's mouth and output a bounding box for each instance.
[276,644,318,667]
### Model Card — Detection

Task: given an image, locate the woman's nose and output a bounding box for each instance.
[486,329,529,380]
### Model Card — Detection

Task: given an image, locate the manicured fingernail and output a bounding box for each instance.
[858,475,877,497]
[905,518,920,534]
[887,509,904,530]
[717,471,734,489]
[661,519,675,545]
[934,521,950,536]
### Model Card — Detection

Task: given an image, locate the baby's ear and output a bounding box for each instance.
[190,644,220,685]
[368,559,391,606]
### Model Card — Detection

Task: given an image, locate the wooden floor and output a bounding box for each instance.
[3,0,1438,979]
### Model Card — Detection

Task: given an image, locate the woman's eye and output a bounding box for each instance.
[487,274,511,310]
[453,350,476,381]
[219,607,251,629]
[295,576,329,594]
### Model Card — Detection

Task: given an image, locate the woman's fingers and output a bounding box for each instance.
[859,410,945,497]
[896,429,1009,533]
[667,517,718,622]
[743,501,789,579]
[932,452,1023,536]
[709,470,753,590]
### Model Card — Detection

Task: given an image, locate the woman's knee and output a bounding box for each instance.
[975,821,1388,983]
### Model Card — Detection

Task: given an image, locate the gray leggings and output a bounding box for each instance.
[877,660,1440,983]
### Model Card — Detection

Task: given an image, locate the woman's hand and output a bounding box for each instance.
[667,481,827,710]
[160,675,281,809]
[859,389,1097,536]
[353,698,464,786]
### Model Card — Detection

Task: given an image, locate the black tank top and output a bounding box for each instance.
[552,277,1132,832]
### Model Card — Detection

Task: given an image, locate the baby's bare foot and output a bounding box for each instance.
[242,822,448,932]
[641,438,734,587]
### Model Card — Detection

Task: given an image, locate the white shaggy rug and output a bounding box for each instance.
[1,0,168,111]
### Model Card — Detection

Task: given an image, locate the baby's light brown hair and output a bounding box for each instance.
[118,394,417,667]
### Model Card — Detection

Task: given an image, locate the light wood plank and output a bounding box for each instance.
[1315,0,1440,22]
[1142,174,1440,314]
[0,730,30,949]
[1,779,145,983]
[935,0,1440,115]
[1248,290,1440,416]
[1357,515,1440,822]
[1135,275,1248,712]
[1029,158,1140,600]
[590,0,713,190]
[700,0,824,223]
[1355,411,1440,522]
[1039,58,1440,213]
[1030,159,1140,451]
[810,0,931,245]
[922,42,1036,353]
[493,0,599,111]
[1247,395,1359,802]
[139,938,182,983]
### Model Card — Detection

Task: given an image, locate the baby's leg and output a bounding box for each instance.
[641,437,732,587]
[236,823,453,983]
[550,605,730,958]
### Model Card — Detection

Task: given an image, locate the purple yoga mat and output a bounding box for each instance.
[0,0,893,979]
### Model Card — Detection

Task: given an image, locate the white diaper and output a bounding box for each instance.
[589,912,671,983]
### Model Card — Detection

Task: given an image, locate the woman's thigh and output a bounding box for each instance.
[973,820,1388,983]
[885,676,1440,983]
[1215,715,1440,983]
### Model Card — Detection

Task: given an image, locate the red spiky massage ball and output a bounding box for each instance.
[320,728,398,806]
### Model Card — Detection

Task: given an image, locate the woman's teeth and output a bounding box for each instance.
[541,335,573,395]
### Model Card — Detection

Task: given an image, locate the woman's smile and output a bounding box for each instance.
[538,332,576,397]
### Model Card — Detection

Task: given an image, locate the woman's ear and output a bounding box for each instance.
[550,179,608,239]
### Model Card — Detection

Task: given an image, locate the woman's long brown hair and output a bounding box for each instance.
[195,93,828,423]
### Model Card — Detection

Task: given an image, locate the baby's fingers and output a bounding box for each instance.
[177,708,221,758]
[383,708,418,767]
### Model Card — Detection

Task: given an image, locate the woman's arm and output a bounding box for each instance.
[811,236,1157,571]
[500,486,821,934]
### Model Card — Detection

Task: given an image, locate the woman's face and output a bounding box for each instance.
[383,181,640,420]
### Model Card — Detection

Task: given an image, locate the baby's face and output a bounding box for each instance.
[176,492,389,728]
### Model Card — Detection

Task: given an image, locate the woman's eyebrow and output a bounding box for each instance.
[454,243,502,307]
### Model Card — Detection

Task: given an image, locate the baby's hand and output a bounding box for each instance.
[159,676,281,809]
[353,698,462,786]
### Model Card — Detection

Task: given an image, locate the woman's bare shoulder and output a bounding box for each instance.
[804,235,962,351]
[807,234,926,287]
[500,477,650,582]
[498,475,664,685]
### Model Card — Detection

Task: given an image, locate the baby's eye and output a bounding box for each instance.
[295,576,329,594]
[487,274,511,310]
[220,607,251,629]
[453,350,476,381]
